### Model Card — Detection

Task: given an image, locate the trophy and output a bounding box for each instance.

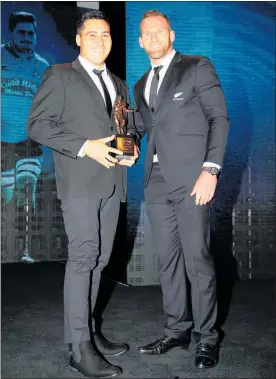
[112,95,135,160]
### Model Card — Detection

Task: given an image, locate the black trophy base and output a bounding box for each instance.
[115,134,134,160]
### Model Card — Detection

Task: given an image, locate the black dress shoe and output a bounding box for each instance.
[138,336,189,355]
[69,341,122,378]
[93,332,129,356]
[195,342,219,369]
[69,333,129,357]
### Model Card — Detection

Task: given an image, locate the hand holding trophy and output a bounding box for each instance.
[112,95,135,160]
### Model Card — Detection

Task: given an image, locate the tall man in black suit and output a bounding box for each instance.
[28,10,138,378]
[133,10,229,369]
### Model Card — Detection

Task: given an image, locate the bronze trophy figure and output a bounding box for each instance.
[112,95,135,160]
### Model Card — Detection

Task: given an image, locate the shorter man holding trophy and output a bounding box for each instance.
[28,10,138,378]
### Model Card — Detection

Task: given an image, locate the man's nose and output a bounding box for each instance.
[95,35,104,44]
[150,33,158,42]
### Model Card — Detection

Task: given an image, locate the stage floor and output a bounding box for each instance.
[1,262,275,378]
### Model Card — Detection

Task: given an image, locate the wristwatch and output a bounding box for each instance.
[202,167,220,176]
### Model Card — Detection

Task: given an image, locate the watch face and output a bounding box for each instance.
[203,167,219,175]
[210,167,218,175]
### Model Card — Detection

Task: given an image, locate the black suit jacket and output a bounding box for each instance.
[133,52,229,192]
[28,58,134,200]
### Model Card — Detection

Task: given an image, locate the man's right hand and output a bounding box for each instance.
[83,135,123,169]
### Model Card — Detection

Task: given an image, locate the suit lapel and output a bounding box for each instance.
[71,58,106,111]
[107,71,120,131]
[107,69,119,97]
[154,52,182,112]
[136,69,151,110]
[142,70,151,110]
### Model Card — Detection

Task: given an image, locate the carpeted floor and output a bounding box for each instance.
[1,262,275,378]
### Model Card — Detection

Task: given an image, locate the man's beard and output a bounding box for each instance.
[147,46,171,60]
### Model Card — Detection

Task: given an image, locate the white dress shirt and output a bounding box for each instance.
[145,49,220,169]
[77,55,116,157]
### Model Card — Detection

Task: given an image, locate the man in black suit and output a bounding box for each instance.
[133,10,229,369]
[28,10,138,378]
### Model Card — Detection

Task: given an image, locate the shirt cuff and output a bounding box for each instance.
[78,141,87,157]
[203,162,221,170]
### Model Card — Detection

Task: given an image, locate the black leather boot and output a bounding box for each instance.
[93,331,129,356]
[69,341,122,378]
[69,332,129,357]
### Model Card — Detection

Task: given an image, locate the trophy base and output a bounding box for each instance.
[115,134,134,160]
[116,154,134,161]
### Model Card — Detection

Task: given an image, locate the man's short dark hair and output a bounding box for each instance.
[9,11,37,32]
[77,10,110,34]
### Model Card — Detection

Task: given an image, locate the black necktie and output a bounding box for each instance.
[149,65,163,112]
[93,69,112,117]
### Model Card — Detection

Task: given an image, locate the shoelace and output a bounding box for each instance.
[196,342,216,351]
[154,338,167,353]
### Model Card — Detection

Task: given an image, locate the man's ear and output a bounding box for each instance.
[76,34,81,47]
[170,29,175,43]
[139,36,144,49]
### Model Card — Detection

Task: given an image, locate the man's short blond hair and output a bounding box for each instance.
[140,10,171,33]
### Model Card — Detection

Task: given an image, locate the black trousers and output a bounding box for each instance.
[145,163,218,345]
[61,186,120,344]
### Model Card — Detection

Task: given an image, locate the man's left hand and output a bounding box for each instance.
[118,144,139,167]
[190,171,218,205]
